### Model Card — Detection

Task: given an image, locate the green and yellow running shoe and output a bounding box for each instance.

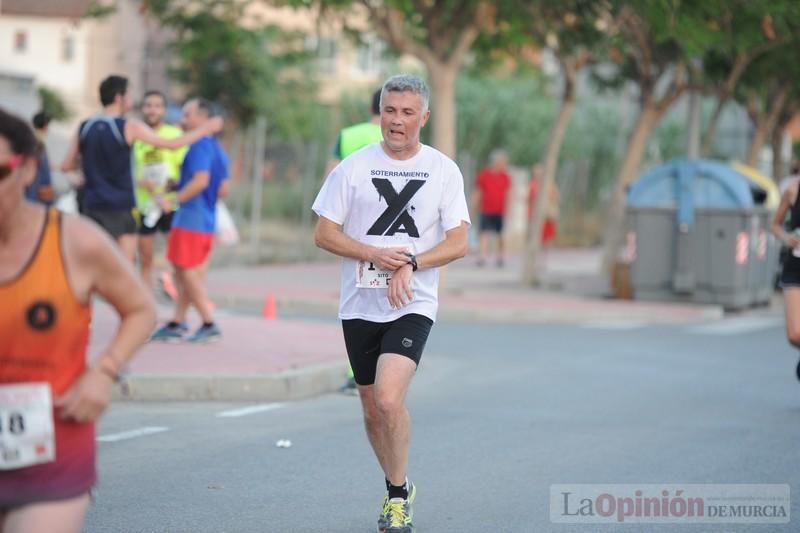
[377,481,415,532]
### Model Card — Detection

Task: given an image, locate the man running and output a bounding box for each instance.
[313,74,470,533]
[0,107,155,532]
[60,75,222,262]
[133,90,187,291]
[151,99,229,343]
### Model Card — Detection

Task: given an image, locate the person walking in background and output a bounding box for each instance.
[133,90,187,292]
[527,162,560,247]
[26,111,55,206]
[0,106,155,533]
[151,99,229,344]
[473,149,511,267]
[60,75,222,263]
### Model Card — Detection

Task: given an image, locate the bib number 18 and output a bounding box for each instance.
[0,383,55,470]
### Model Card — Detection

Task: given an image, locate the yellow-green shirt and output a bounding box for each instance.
[133,124,187,211]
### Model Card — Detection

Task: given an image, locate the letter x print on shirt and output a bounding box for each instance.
[367,178,424,237]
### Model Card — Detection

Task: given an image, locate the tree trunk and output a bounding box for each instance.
[427,62,459,158]
[601,104,663,273]
[746,85,791,168]
[772,124,786,179]
[522,68,577,286]
[701,96,727,157]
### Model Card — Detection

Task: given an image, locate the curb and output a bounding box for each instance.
[209,293,725,326]
[114,361,347,401]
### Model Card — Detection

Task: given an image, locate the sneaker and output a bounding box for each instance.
[187,323,222,343]
[796,358,800,381]
[378,481,415,533]
[340,376,358,396]
[150,322,188,343]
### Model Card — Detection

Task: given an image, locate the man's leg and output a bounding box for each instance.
[138,233,156,290]
[117,233,138,264]
[496,218,505,266]
[176,265,213,324]
[2,494,90,533]
[173,266,191,324]
[358,353,416,486]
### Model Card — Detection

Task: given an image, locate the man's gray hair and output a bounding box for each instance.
[380,74,430,111]
[490,149,508,164]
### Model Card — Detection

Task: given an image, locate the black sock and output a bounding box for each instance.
[387,479,408,500]
[202,321,215,328]
[167,321,181,328]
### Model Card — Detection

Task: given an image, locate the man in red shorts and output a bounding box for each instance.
[151,99,229,343]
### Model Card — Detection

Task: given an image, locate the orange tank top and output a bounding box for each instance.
[0,208,91,394]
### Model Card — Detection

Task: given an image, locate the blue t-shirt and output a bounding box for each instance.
[172,136,229,234]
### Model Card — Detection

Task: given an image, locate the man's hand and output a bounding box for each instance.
[37,185,55,203]
[388,264,414,309]
[369,247,411,272]
[55,368,114,423]
[139,179,156,193]
[156,195,175,213]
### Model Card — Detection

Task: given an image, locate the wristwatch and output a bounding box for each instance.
[404,252,418,272]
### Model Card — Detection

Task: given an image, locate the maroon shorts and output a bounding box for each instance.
[167,227,214,269]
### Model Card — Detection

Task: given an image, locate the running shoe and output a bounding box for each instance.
[187,323,222,343]
[150,322,188,343]
[341,376,358,396]
[378,481,415,532]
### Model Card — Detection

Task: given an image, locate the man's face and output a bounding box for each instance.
[181,101,206,131]
[0,137,35,218]
[142,95,166,127]
[494,155,508,171]
[380,90,430,156]
[116,91,131,114]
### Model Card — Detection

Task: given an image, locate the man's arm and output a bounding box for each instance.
[173,171,210,205]
[387,222,469,309]
[60,133,80,172]
[125,117,223,150]
[218,178,231,199]
[314,216,410,271]
[55,215,156,422]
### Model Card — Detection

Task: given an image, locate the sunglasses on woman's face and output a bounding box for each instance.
[0,154,23,181]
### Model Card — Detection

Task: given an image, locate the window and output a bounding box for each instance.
[356,36,387,74]
[317,37,337,74]
[62,35,75,62]
[13,30,27,53]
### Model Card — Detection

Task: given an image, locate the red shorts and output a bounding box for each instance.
[167,227,214,269]
[542,219,557,243]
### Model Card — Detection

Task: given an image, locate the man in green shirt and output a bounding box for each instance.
[133,90,187,290]
[326,89,384,393]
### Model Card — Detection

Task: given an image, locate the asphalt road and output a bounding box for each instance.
[84,313,800,533]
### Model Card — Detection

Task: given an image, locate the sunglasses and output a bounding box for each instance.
[0,154,23,181]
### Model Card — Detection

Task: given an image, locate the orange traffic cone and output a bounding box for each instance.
[262,294,277,320]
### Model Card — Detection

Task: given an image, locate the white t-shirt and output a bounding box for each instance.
[312,143,471,323]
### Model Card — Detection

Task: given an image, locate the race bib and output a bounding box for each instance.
[356,261,392,288]
[142,162,170,188]
[0,383,55,470]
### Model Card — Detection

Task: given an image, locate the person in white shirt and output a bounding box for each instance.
[313,74,470,533]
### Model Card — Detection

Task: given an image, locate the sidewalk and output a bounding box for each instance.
[95,248,728,401]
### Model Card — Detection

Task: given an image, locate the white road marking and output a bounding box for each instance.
[581,321,646,330]
[216,403,285,418]
[689,316,782,335]
[97,426,169,443]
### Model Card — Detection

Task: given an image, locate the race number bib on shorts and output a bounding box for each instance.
[356,261,392,288]
[0,383,55,470]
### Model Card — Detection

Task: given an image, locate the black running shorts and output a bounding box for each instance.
[341,313,433,386]
[83,208,138,240]
[479,213,504,233]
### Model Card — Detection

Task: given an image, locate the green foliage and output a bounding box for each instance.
[83,1,117,19]
[145,0,320,136]
[37,86,72,121]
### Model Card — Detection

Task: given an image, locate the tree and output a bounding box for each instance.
[142,0,320,135]
[598,1,711,273]
[37,86,72,121]
[287,0,495,157]
[698,0,797,157]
